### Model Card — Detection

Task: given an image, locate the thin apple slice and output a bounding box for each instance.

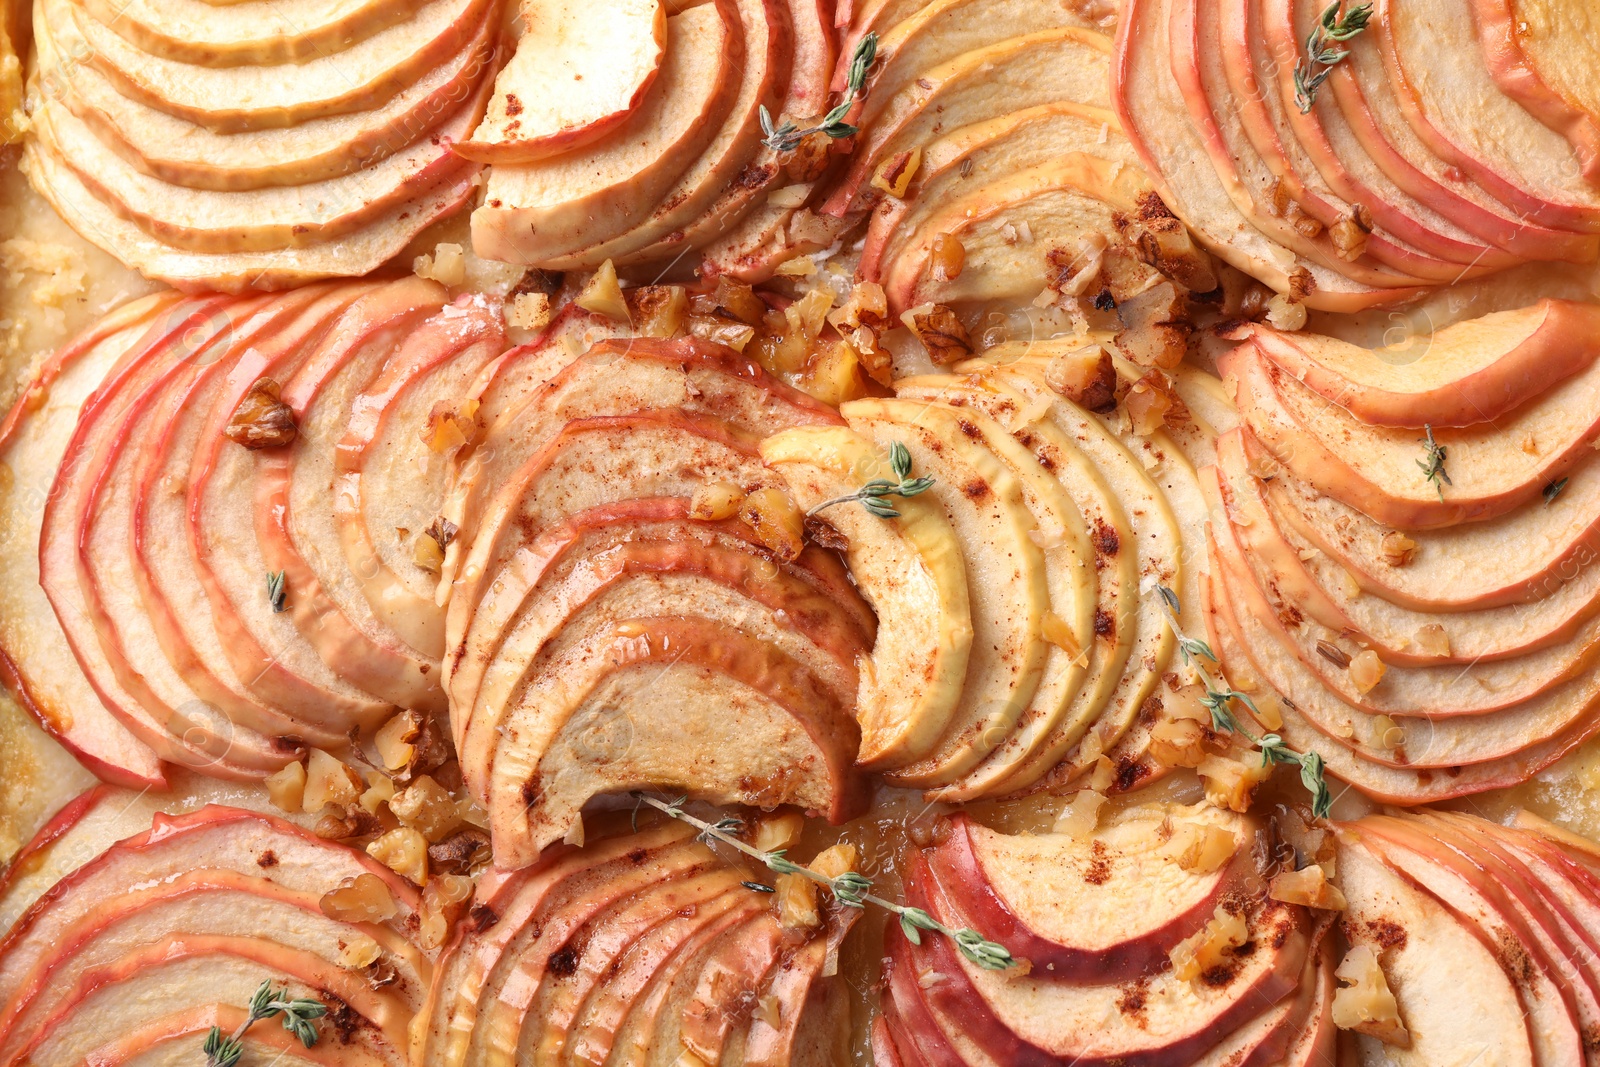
[761,425,975,771]
[1207,479,1600,769]
[454,502,872,796]
[40,293,297,777]
[900,850,1310,1066]
[884,379,1094,800]
[1233,299,1600,428]
[1219,429,1600,667]
[1353,818,1587,1065]
[829,0,927,92]
[485,608,865,865]
[694,192,848,283]
[1173,0,1432,290]
[24,137,479,293]
[929,807,1252,981]
[823,27,1115,220]
[1253,0,1521,270]
[1336,826,1538,1067]
[1116,0,1423,311]
[1200,534,1596,803]
[76,0,430,66]
[457,0,666,163]
[0,293,179,787]
[1375,0,1600,234]
[1473,0,1600,182]
[63,0,494,132]
[1289,0,1596,264]
[78,1003,395,1067]
[859,101,1134,285]
[185,282,440,730]
[1212,0,1480,281]
[529,0,791,270]
[840,396,1049,788]
[626,0,838,274]
[1224,340,1600,529]
[742,913,858,1067]
[470,1,741,264]
[37,9,495,191]
[32,79,486,254]
[254,297,502,713]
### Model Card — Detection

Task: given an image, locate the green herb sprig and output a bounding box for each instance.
[632,793,1015,971]
[203,981,327,1067]
[1416,425,1450,500]
[1156,586,1333,818]
[807,441,935,519]
[760,33,878,152]
[1293,1,1373,113]
[266,570,287,613]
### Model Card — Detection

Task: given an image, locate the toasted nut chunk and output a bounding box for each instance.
[1380,531,1417,566]
[692,277,767,326]
[1150,717,1211,769]
[625,284,688,338]
[389,775,463,842]
[303,749,363,813]
[1333,945,1411,1047]
[413,242,466,287]
[803,339,870,407]
[689,481,745,522]
[787,287,835,340]
[740,487,806,562]
[1114,282,1190,370]
[686,315,756,353]
[375,710,422,772]
[827,281,888,333]
[320,872,398,922]
[775,873,820,929]
[810,842,859,881]
[901,303,972,364]
[265,760,307,813]
[338,934,383,969]
[576,260,628,321]
[1414,623,1450,657]
[1051,789,1108,839]
[313,809,382,841]
[1265,294,1308,331]
[359,772,396,815]
[1044,344,1117,413]
[1329,204,1374,262]
[1198,753,1272,813]
[367,827,429,884]
[1170,906,1249,982]
[429,828,492,875]
[1349,650,1386,694]
[418,873,475,950]
[226,378,298,449]
[871,147,922,199]
[1269,864,1348,910]
[1088,755,1117,792]
[775,256,817,277]
[1164,822,1239,874]
[754,811,806,853]
[505,292,552,335]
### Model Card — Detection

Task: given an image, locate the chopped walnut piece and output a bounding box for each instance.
[1125,377,1174,435]
[225,378,298,449]
[1114,192,1219,292]
[375,710,422,773]
[1170,906,1249,982]
[1149,717,1212,769]
[367,827,429,884]
[418,873,475,950]
[429,828,492,875]
[1333,945,1411,1047]
[1164,821,1238,874]
[1114,282,1191,370]
[740,487,805,562]
[625,285,688,338]
[901,304,972,364]
[302,749,363,813]
[389,774,463,842]
[1044,344,1117,412]
[265,760,307,813]
[1198,753,1272,813]
[320,872,398,923]
[575,260,628,321]
[1349,650,1386,694]
[775,873,820,929]
[1414,623,1450,657]
[1269,863,1347,910]
[1329,204,1374,262]
[1265,294,1308,331]
[693,277,767,326]
[1379,531,1417,566]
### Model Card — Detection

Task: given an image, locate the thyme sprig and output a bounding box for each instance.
[203,981,326,1067]
[1155,587,1333,818]
[632,792,1015,971]
[760,33,878,152]
[266,570,287,613]
[1293,1,1373,113]
[1416,425,1451,500]
[807,441,936,519]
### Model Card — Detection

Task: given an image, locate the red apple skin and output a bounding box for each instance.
[73,1003,398,1067]
[928,813,1245,982]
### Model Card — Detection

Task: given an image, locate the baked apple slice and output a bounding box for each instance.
[859,100,1135,285]
[1473,0,1600,182]
[76,0,430,66]
[0,293,180,787]
[823,27,1115,220]
[1233,299,1600,428]
[457,0,666,163]
[471,0,742,264]
[928,806,1254,981]
[841,396,1050,787]
[760,425,975,770]
[883,380,1095,801]
[1376,0,1600,234]
[1224,339,1600,529]
[532,0,791,270]
[36,6,495,191]
[62,0,493,132]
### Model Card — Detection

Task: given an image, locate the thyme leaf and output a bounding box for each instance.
[1293,1,1373,113]
[1155,586,1333,819]
[266,570,287,614]
[203,981,326,1067]
[1545,478,1569,505]
[807,440,936,520]
[1416,425,1451,500]
[761,33,878,152]
[632,793,1015,970]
